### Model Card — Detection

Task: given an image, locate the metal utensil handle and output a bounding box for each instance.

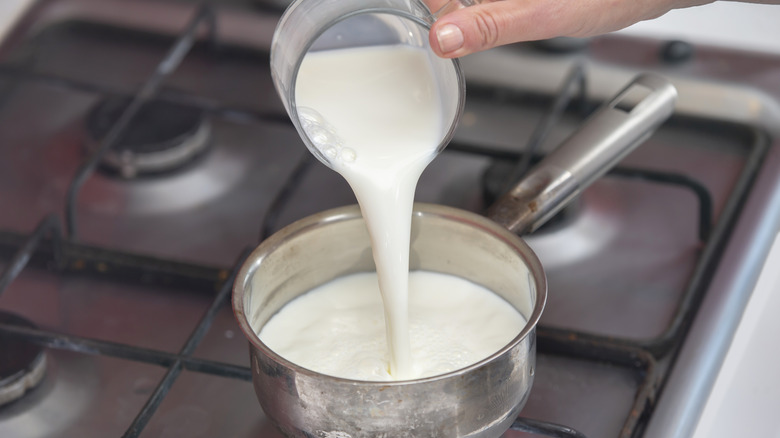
[487,73,678,234]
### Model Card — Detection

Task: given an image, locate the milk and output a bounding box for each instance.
[261,43,524,380]
[260,271,526,381]
[293,45,443,378]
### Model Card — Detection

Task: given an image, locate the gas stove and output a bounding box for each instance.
[1,1,780,437]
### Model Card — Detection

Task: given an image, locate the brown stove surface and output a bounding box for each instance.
[1,1,780,437]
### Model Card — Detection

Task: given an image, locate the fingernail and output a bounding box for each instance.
[436,23,464,54]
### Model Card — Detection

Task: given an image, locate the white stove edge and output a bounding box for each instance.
[692,232,780,437]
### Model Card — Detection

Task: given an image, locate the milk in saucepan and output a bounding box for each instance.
[260,44,525,380]
[261,271,525,381]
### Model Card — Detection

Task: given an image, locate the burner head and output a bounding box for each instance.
[86,97,212,178]
[0,311,47,406]
[482,159,580,232]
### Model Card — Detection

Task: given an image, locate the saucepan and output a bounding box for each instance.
[232,72,677,437]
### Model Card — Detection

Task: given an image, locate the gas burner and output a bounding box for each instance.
[481,159,580,232]
[85,97,212,178]
[0,311,47,406]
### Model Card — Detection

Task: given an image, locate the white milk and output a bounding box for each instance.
[262,43,524,380]
[293,44,443,378]
[260,271,526,381]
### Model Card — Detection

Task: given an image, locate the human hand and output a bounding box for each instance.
[425,0,716,58]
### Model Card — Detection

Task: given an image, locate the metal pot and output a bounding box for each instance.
[232,73,677,437]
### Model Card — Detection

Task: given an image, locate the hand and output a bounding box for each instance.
[425,0,719,58]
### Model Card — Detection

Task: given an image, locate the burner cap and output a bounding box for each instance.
[0,311,47,406]
[482,159,580,232]
[86,97,212,178]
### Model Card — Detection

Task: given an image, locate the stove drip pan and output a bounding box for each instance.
[0,311,47,406]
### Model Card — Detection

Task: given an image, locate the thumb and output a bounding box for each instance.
[429,2,526,58]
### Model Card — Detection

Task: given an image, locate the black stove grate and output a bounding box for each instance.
[0,1,768,437]
[0,218,641,438]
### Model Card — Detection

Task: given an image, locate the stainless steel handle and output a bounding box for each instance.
[487,73,678,234]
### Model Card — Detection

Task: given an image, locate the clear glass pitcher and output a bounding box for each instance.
[269,0,466,168]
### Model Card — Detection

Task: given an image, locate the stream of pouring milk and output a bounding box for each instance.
[295,44,441,379]
[260,44,524,380]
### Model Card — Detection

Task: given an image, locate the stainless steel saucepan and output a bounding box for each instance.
[232,73,677,438]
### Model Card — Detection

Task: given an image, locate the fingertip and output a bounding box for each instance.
[430,2,526,58]
[431,22,466,58]
[429,8,494,58]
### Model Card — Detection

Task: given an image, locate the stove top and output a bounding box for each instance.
[1,1,780,437]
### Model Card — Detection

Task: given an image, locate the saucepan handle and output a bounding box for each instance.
[487,73,678,234]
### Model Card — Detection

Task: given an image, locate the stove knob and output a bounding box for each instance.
[660,40,694,64]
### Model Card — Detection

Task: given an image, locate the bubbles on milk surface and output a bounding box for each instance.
[298,107,356,164]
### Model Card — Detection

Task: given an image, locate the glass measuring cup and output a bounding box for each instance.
[269,0,467,168]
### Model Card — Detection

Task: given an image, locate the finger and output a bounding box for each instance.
[423,0,450,13]
[428,0,702,58]
[429,0,597,58]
